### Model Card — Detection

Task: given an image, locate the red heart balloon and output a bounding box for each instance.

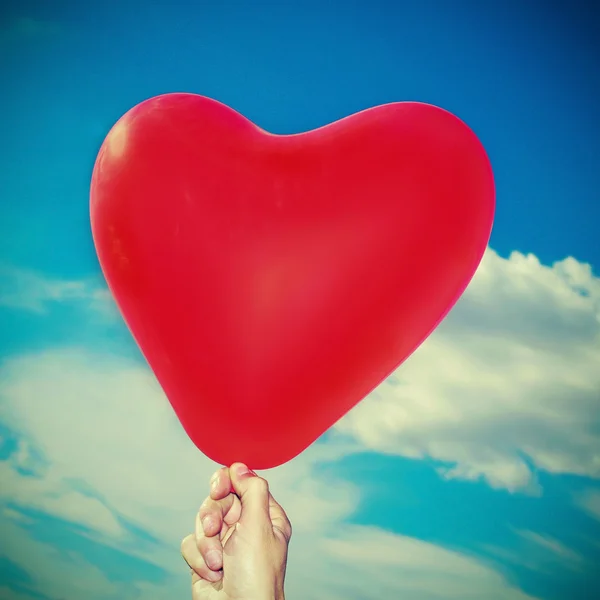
[90,93,494,469]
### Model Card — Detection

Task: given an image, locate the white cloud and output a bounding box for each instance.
[301,526,538,600]
[0,460,123,538]
[128,525,540,600]
[335,249,600,492]
[0,587,45,600]
[0,264,113,317]
[1,507,34,525]
[484,527,587,578]
[0,349,536,600]
[575,488,600,522]
[515,529,583,569]
[1,247,597,598]
[0,515,121,600]
[4,249,598,495]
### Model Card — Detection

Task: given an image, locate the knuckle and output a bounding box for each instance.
[249,476,269,493]
[281,517,293,539]
[196,533,208,550]
[180,534,193,554]
[210,468,222,485]
[199,496,214,511]
[197,532,219,554]
[199,497,219,519]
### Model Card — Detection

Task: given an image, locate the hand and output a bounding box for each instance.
[181,463,292,600]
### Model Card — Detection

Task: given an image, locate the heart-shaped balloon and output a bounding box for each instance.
[90,93,494,468]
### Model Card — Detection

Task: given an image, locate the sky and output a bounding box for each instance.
[0,0,599,599]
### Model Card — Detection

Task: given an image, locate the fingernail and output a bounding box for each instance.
[235,464,251,477]
[207,569,223,582]
[206,550,222,570]
[210,476,219,493]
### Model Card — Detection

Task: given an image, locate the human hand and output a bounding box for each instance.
[181,463,292,600]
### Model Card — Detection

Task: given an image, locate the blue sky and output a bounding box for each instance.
[1,1,599,600]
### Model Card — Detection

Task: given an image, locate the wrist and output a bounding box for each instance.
[248,563,286,600]
[250,583,284,600]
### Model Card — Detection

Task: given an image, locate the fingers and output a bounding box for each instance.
[230,463,270,527]
[269,494,292,542]
[208,467,242,530]
[228,463,292,542]
[183,463,292,585]
[195,509,224,571]
[209,466,232,501]
[180,466,238,583]
[198,493,235,538]
[181,533,222,583]
[194,493,242,572]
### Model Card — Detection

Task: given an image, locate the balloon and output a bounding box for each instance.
[90,93,494,469]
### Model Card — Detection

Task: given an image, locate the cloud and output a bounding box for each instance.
[483,527,588,580]
[130,525,540,600]
[515,529,584,570]
[1,507,34,525]
[0,349,536,600]
[301,526,537,600]
[0,264,115,318]
[335,249,600,492]
[1,247,597,597]
[575,488,600,522]
[1,514,121,600]
[0,586,48,600]
[2,248,599,497]
[0,458,123,538]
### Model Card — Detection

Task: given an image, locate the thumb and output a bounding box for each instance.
[229,463,270,527]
